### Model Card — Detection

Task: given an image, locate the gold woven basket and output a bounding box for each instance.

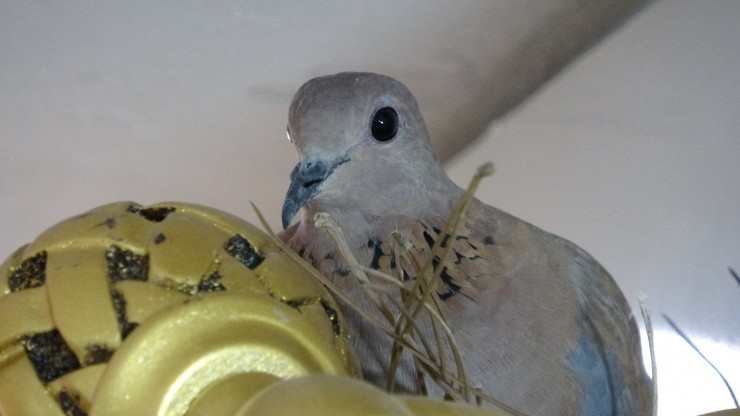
[0,202,504,416]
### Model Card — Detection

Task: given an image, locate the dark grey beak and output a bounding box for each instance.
[281,159,343,229]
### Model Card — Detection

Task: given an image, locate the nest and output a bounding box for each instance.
[256,163,529,416]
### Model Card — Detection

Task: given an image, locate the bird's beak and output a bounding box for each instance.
[281,158,345,229]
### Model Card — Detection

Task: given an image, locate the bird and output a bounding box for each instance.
[279,72,653,416]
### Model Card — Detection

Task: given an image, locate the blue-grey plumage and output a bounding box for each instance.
[279,72,653,416]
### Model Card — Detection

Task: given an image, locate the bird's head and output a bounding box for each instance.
[281,72,452,229]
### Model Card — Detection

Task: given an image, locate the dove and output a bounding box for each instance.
[279,72,653,416]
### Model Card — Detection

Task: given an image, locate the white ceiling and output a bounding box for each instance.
[0,0,642,246]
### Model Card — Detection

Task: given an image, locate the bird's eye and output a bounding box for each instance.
[371,107,398,142]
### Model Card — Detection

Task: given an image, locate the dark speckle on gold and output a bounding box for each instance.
[126,205,176,222]
[154,233,166,245]
[22,330,81,383]
[8,251,47,292]
[111,289,138,338]
[58,389,86,416]
[224,235,264,269]
[319,298,341,336]
[284,297,342,336]
[106,245,149,282]
[197,271,226,293]
[84,344,113,365]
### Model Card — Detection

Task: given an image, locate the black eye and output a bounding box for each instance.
[371,107,398,142]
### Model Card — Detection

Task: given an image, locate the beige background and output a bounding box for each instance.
[1,1,738,414]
